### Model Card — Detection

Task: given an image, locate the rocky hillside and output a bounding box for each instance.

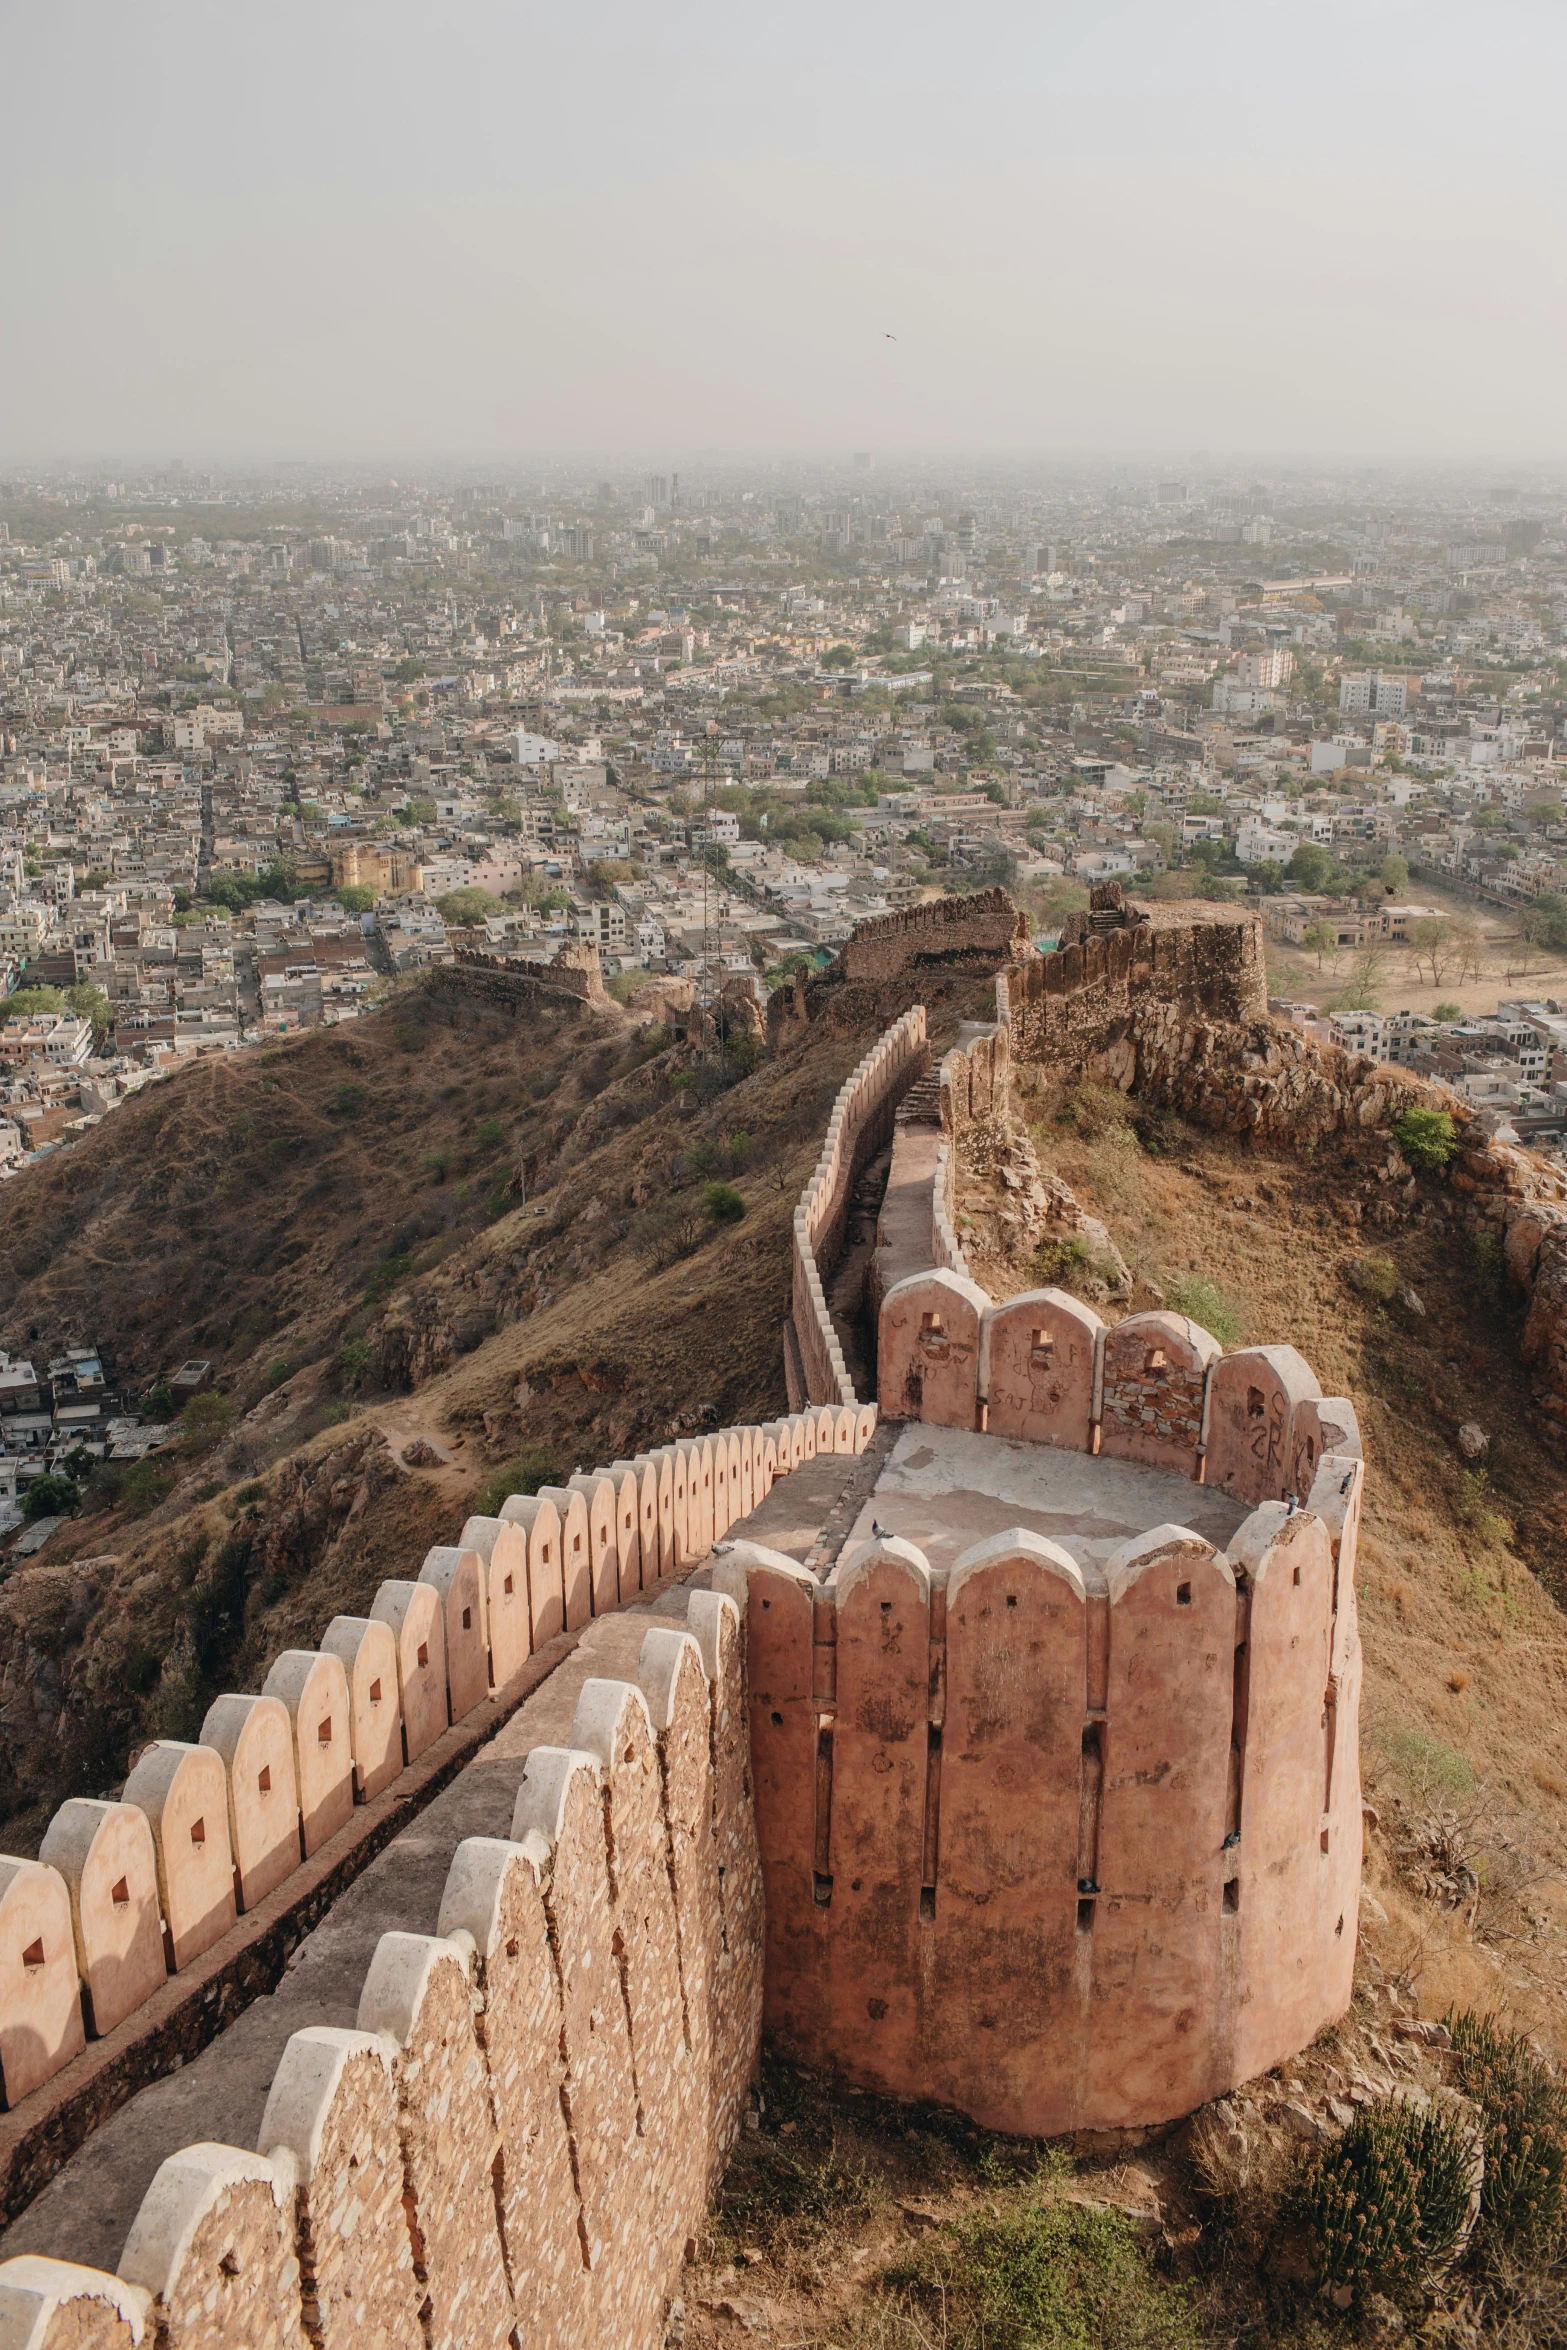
[0,963,995,1840]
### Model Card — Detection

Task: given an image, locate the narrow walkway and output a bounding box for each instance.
[0,1447,870,2273]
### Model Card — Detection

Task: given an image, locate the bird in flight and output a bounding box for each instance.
[885,332,896,340]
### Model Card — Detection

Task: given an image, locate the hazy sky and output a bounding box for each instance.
[4,0,1565,461]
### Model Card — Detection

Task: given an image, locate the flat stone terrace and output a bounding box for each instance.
[0,1447,861,2275]
[843,1423,1252,1580]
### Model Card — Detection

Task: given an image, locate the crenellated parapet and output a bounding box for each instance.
[720,1434,1364,2139]
[0,1587,763,2350]
[0,1405,874,2155]
[878,1273,1360,1509]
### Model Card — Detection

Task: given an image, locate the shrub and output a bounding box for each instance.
[1352,1253,1401,1303]
[1164,1273,1243,1346]
[118,1459,174,1517]
[702,1180,746,1225]
[264,1355,297,1391]
[420,1149,453,1182]
[21,1472,79,1521]
[363,1252,414,1306]
[474,1116,506,1151]
[180,1392,237,1446]
[476,1444,558,1517]
[330,1082,368,1120]
[340,1338,372,1389]
[1289,2099,1474,2297]
[883,2185,1200,2350]
[1394,1106,1459,1172]
[1448,2009,1567,2249]
[143,1380,175,1421]
[1434,1001,1462,1022]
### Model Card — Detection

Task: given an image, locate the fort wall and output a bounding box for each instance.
[791,1008,929,1406]
[832,886,1030,983]
[435,937,608,1011]
[0,1582,765,2350]
[728,1434,1364,2138]
[0,1405,871,2186]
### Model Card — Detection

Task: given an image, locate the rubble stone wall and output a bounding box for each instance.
[438,937,607,1009]
[834,887,1029,983]
[731,1447,1365,2138]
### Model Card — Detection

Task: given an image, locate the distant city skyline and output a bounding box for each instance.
[4,0,1566,460]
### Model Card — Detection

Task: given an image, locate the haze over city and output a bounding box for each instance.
[5,0,1567,458]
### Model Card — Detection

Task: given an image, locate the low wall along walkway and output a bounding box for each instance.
[790,1008,929,1407]
[0,1402,883,2348]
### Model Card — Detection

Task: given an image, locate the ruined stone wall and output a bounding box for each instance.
[834,887,1029,983]
[0,1406,874,2146]
[1005,901,1268,1074]
[437,938,607,1011]
[729,1441,1364,2138]
[792,1009,929,1406]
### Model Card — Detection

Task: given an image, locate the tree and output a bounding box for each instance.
[1434,1001,1462,1022]
[66,983,112,1045]
[1393,1107,1459,1172]
[1520,895,1567,954]
[1378,853,1409,896]
[1286,841,1339,894]
[1301,919,1339,972]
[22,1471,79,1521]
[1407,918,1455,986]
[337,884,376,914]
[1,985,65,1020]
[436,887,504,927]
[821,644,856,669]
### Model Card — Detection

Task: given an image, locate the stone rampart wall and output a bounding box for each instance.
[0,1402,905,2347]
[792,1009,929,1406]
[1004,903,1268,1074]
[0,1406,874,2131]
[0,1590,762,2350]
[834,888,1029,983]
[876,1274,1361,1508]
[438,939,606,1010]
[727,1441,1365,2138]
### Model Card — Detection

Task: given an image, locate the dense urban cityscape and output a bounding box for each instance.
[6,459,1567,1176]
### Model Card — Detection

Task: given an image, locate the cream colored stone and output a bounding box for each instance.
[261,1654,355,1858]
[319,1616,403,1801]
[0,1859,85,2106]
[0,2254,149,2348]
[417,1547,488,1722]
[39,1800,165,2039]
[355,1934,513,2350]
[198,1696,300,1912]
[121,1744,236,1974]
[498,1492,565,1648]
[369,1581,448,1764]
[256,2027,422,2350]
[537,1486,592,1629]
[437,1837,587,2349]
[118,2144,306,2350]
[457,1515,530,1688]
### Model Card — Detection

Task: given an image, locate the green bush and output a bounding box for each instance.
[1448,2009,1567,2248]
[340,1338,372,1389]
[180,1392,237,1446]
[330,1081,368,1119]
[883,2186,1199,2350]
[476,1444,559,1517]
[1289,2099,1474,2296]
[702,1180,747,1225]
[264,1355,297,1391]
[1394,1106,1459,1172]
[1354,1254,1401,1303]
[21,1472,79,1521]
[474,1116,506,1151]
[1163,1273,1243,1346]
[1434,1001,1462,1022]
